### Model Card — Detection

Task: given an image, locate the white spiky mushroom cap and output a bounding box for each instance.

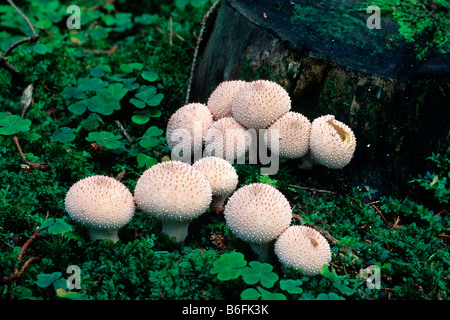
[266,111,312,159]
[64,175,135,242]
[232,80,291,129]
[134,160,212,242]
[207,80,247,120]
[224,183,292,261]
[193,156,239,209]
[274,225,332,276]
[166,103,214,156]
[204,117,251,161]
[309,115,357,169]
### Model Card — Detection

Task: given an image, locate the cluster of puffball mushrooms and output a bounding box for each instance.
[166,79,357,169]
[64,79,357,276]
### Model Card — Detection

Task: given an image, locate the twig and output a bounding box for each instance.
[82,44,118,55]
[17,228,40,261]
[370,203,387,223]
[185,0,222,104]
[6,0,36,36]
[12,135,49,171]
[1,257,40,284]
[3,35,40,58]
[289,184,339,195]
[292,213,339,245]
[115,120,133,145]
[87,0,116,12]
[169,17,173,46]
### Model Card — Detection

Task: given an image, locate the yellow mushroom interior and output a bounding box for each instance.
[327,119,351,145]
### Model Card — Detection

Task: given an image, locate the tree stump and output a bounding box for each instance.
[189,0,450,193]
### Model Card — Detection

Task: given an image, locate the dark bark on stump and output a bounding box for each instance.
[190,0,450,194]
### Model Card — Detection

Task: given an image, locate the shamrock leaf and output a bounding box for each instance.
[139,126,163,149]
[90,64,111,77]
[240,287,287,300]
[87,92,121,116]
[136,153,158,169]
[77,77,109,92]
[39,218,72,235]
[37,272,62,288]
[130,85,164,108]
[141,70,158,82]
[0,115,31,135]
[279,279,303,294]
[68,100,88,115]
[61,87,86,99]
[51,127,77,143]
[85,131,122,149]
[240,261,279,288]
[120,62,143,73]
[81,113,103,131]
[210,252,247,281]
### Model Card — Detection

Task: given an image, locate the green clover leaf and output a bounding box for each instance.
[210,252,247,281]
[51,127,76,143]
[240,287,287,300]
[279,279,303,294]
[240,261,279,288]
[136,153,158,169]
[0,115,31,135]
[36,272,62,288]
[130,85,164,108]
[85,131,122,149]
[139,126,163,149]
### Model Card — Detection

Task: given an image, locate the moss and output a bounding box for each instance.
[239,57,283,83]
[289,0,449,64]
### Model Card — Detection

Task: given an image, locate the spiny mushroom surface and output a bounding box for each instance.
[65,175,135,242]
[193,156,239,210]
[166,103,214,157]
[204,116,250,161]
[224,183,292,261]
[207,80,247,120]
[309,114,356,169]
[134,160,212,242]
[274,225,331,276]
[266,111,311,159]
[232,80,291,130]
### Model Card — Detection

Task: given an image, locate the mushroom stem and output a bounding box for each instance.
[161,220,190,242]
[211,194,227,209]
[298,151,315,170]
[249,242,272,263]
[88,228,120,243]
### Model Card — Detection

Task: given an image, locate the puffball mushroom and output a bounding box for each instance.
[64,175,135,242]
[232,80,291,130]
[204,116,251,161]
[309,114,357,169]
[193,156,239,211]
[266,111,312,159]
[134,160,212,242]
[274,225,332,276]
[166,103,214,158]
[224,183,292,261]
[207,80,247,120]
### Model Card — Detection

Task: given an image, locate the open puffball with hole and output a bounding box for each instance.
[232,80,291,130]
[134,160,212,242]
[224,183,292,262]
[309,114,356,169]
[193,156,239,211]
[64,175,135,242]
[274,225,332,275]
